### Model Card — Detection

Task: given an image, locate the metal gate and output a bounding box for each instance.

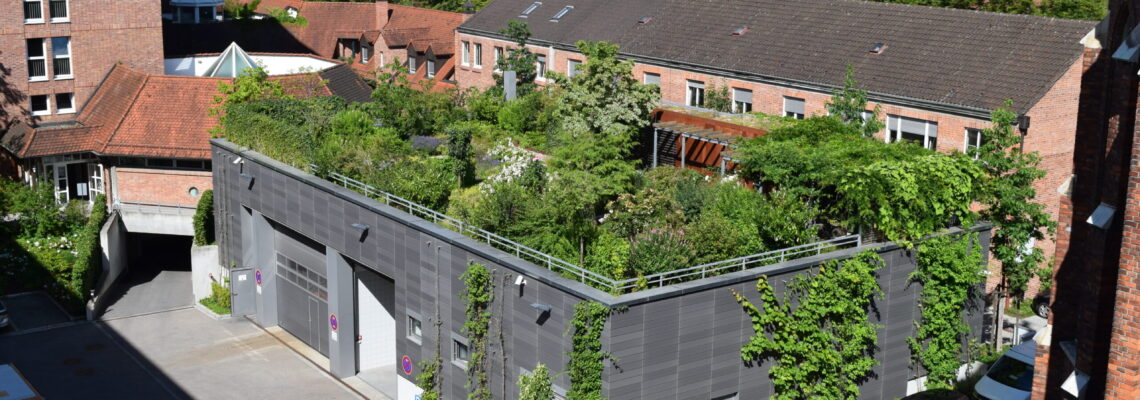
[230,267,255,316]
[272,223,329,356]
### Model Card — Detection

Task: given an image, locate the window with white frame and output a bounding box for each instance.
[567,59,581,77]
[407,50,416,74]
[643,72,661,86]
[535,54,547,81]
[49,0,68,22]
[520,2,541,17]
[732,88,753,113]
[493,46,504,71]
[473,43,483,68]
[51,37,71,79]
[783,97,805,119]
[30,94,49,116]
[24,0,43,23]
[27,39,47,81]
[886,115,938,150]
[686,80,705,107]
[461,41,470,66]
[551,5,572,21]
[427,59,436,78]
[965,128,984,157]
[55,93,74,114]
[361,46,371,63]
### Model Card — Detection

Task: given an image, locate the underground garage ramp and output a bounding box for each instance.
[101,233,193,319]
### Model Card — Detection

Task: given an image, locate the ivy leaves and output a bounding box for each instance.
[733,251,883,399]
[460,262,494,400]
[567,301,611,400]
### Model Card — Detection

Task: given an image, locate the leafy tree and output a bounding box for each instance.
[446,123,475,188]
[1038,0,1107,20]
[496,21,539,97]
[826,65,885,138]
[704,84,733,113]
[733,252,883,399]
[223,0,261,19]
[983,0,1036,14]
[427,0,492,13]
[972,100,1056,301]
[555,41,660,140]
[518,363,555,400]
[212,66,290,111]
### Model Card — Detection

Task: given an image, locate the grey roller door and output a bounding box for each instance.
[273,223,329,356]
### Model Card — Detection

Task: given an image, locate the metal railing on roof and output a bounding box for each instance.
[316,166,861,293]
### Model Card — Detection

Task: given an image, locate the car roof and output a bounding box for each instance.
[1007,341,1038,364]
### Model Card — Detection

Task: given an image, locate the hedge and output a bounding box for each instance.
[69,194,108,305]
[193,189,215,246]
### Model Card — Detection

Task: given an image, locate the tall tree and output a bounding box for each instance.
[495,21,539,97]
[825,64,884,138]
[972,100,1056,302]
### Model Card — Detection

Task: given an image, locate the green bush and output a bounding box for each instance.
[70,194,108,304]
[199,280,232,315]
[193,190,215,246]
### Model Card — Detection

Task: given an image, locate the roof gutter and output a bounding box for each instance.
[458,27,997,120]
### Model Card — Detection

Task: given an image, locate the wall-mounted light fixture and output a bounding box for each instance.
[530,303,551,313]
[239,172,255,189]
[232,156,243,164]
[351,223,370,242]
[515,275,527,286]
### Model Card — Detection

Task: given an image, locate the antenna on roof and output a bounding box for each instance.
[870,42,887,54]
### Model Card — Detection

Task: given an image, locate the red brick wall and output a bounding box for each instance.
[0,0,163,128]
[113,167,212,208]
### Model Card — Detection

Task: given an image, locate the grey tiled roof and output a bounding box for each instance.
[461,0,1094,113]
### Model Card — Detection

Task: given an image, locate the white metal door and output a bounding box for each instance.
[357,270,395,371]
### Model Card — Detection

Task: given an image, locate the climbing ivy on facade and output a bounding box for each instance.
[461,262,494,399]
[567,301,611,400]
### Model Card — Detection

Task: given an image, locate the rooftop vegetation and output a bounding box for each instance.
[218,35,1040,294]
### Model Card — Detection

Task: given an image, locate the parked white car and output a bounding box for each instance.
[975,341,1036,400]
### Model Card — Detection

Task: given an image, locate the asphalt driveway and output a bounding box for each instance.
[1,308,361,399]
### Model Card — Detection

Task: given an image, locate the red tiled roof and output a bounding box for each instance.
[384,4,467,56]
[286,2,379,58]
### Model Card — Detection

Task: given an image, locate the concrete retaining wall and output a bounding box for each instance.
[91,211,128,318]
[191,244,223,301]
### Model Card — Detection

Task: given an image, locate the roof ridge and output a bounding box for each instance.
[832,0,1096,24]
[388,3,467,17]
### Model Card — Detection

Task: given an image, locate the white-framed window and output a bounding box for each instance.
[452,336,470,369]
[51,37,71,79]
[461,41,470,66]
[551,6,572,21]
[732,88,753,113]
[686,80,705,107]
[406,313,423,344]
[473,43,483,68]
[535,54,547,81]
[427,59,436,78]
[886,115,939,150]
[55,93,74,114]
[48,0,68,22]
[567,59,581,77]
[407,51,416,74]
[783,97,805,119]
[643,72,661,85]
[30,94,50,116]
[520,2,541,17]
[965,128,984,158]
[27,39,47,81]
[24,0,44,23]
[361,46,371,63]
[493,46,504,71]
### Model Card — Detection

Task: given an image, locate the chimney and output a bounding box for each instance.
[376,0,390,27]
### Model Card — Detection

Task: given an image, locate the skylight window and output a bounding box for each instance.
[520,2,541,17]
[870,42,887,54]
[638,16,652,24]
[551,5,572,21]
[731,26,748,37]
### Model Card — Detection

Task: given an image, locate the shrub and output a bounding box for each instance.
[193,190,215,246]
[70,194,108,304]
[199,280,232,315]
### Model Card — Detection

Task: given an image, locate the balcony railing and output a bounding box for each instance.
[316,166,862,293]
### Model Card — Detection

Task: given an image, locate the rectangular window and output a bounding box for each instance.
[887,115,939,150]
[732,88,753,113]
[27,39,47,81]
[551,6,572,21]
[55,93,74,114]
[197,6,213,24]
[407,316,422,341]
[30,95,50,116]
[473,43,483,68]
[361,46,371,63]
[49,0,68,21]
[783,97,805,119]
[461,41,470,66]
[567,59,581,77]
[51,37,71,79]
[24,0,43,23]
[686,80,705,107]
[493,46,504,71]
[407,52,416,74]
[536,54,547,81]
[453,339,469,366]
[965,128,984,157]
[427,59,436,78]
[520,2,541,17]
[643,72,661,85]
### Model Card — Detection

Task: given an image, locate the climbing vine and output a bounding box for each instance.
[416,356,443,400]
[461,262,494,399]
[732,251,883,399]
[567,301,611,400]
[908,233,986,389]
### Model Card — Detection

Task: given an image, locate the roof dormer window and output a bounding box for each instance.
[520,2,541,17]
[551,6,572,21]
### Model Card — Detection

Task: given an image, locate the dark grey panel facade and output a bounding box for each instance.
[211,139,990,399]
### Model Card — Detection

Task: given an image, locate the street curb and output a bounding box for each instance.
[194,302,234,320]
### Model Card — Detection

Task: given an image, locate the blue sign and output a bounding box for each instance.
[402,356,413,374]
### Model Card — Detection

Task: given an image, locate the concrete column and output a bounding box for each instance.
[327,250,357,378]
[246,209,278,326]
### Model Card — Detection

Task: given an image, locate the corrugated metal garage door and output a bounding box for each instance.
[273,223,329,356]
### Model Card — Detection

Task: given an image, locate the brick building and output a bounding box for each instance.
[456,0,1094,296]
[1031,0,1140,398]
[0,0,163,129]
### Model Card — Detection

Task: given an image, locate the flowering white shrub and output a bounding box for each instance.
[481,138,543,193]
